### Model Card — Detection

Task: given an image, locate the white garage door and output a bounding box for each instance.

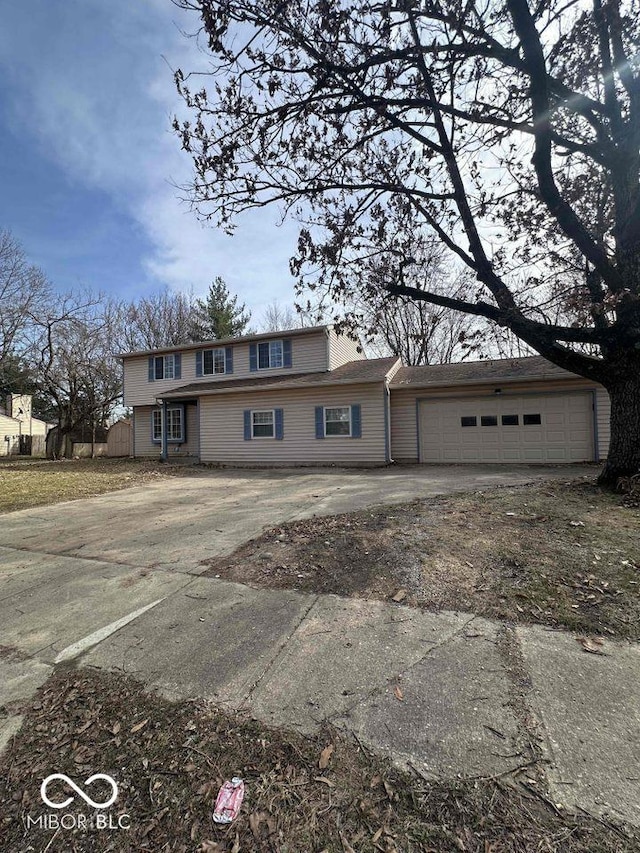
[419,392,594,463]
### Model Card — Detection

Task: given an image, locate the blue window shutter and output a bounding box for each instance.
[195,351,203,377]
[225,346,233,374]
[315,406,325,439]
[351,404,362,438]
[249,343,257,372]
[148,356,155,382]
[283,339,292,368]
[275,408,284,440]
[174,353,182,379]
[243,410,252,440]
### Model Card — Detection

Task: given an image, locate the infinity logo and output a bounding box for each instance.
[40,774,119,810]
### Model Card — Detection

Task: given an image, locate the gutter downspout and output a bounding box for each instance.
[384,382,393,464]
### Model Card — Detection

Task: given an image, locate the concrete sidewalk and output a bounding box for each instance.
[78,576,640,828]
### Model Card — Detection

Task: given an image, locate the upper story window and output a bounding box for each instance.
[196,346,232,377]
[249,338,292,372]
[154,354,175,380]
[258,340,283,369]
[203,347,226,375]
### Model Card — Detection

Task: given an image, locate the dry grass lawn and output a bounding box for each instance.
[0,458,199,514]
[205,480,640,640]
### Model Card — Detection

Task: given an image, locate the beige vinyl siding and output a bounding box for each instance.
[199,383,386,465]
[30,418,49,437]
[390,379,609,463]
[0,414,20,456]
[327,328,365,369]
[389,388,420,462]
[595,387,611,459]
[133,404,199,458]
[123,330,330,407]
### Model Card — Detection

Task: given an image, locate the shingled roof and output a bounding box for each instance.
[390,356,579,388]
[118,325,328,359]
[161,357,400,398]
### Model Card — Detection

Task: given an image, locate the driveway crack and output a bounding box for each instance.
[240,595,319,707]
[332,613,480,722]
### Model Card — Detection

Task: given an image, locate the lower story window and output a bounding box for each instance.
[252,410,274,438]
[325,406,351,436]
[152,407,184,443]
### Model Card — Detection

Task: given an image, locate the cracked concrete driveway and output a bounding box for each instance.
[0,463,595,572]
[5,463,637,827]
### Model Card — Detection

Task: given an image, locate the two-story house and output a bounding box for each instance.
[122,325,399,465]
[120,325,612,466]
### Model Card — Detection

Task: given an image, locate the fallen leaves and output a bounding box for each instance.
[248,810,277,841]
[577,636,607,655]
[198,841,222,852]
[2,668,634,853]
[319,743,334,769]
[130,717,149,733]
[393,685,404,701]
[391,589,407,603]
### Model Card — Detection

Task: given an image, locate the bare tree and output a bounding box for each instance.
[173,0,640,485]
[0,229,50,368]
[123,288,199,350]
[352,241,485,363]
[261,300,297,332]
[31,294,123,457]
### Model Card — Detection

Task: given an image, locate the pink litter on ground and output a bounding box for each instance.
[213,777,245,824]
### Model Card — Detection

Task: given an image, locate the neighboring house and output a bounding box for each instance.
[119,325,611,466]
[0,394,52,457]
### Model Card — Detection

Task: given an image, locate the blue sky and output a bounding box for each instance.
[0,0,298,314]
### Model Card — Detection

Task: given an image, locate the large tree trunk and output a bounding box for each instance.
[597,369,640,487]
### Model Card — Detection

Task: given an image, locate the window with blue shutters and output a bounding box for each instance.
[243,409,284,439]
[150,354,178,380]
[251,410,275,438]
[251,338,292,370]
[316,404,362,438]
[324,406,352,436]
[201,347,227,375]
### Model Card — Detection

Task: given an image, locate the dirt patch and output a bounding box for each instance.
[203,481,640,639]
[0,668,634,852]
[0,458,202,513]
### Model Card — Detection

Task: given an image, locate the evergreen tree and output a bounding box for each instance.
[192,278,251,340]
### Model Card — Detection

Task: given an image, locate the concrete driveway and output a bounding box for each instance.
[0,463,596,573]
[6,463,635,828]
[0,463,596,663]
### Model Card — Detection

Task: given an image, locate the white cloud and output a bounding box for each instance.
[0,0,298,309]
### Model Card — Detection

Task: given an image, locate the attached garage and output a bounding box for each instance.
[390,358,611,465]
[418,391,594,463]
